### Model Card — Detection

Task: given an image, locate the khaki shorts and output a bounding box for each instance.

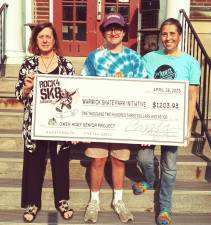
[85,143,130,161]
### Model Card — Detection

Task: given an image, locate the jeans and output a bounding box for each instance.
[136,145,177,210]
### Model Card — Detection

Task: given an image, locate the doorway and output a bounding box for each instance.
[53,0,139,56]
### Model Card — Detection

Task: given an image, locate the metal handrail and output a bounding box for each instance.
[0,3,8,76]
[180,9,211,147]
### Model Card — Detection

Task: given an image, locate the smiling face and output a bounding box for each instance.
[103,24,125,48]
[36,27,55,55]
[160,24,181,55]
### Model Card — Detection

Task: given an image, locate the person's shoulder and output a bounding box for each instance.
[122,47,143,60]
[24,55,37,62]
[88,48,106,57]
[181,52,200,65]
[143,49,163,59]
[58,55,71,63]
[58,55,66,61]
[123,47,139,55]
[21,55,38,66]
[85,48,108,63]
[181,52,198,61]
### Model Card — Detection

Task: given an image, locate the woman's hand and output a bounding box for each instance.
[22,73,35,96]
[24,73,35,89]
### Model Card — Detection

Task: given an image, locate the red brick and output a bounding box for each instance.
[35,0,49,2]
[191,0,211,3]
[191,0,206,2]
[36,7,49,11]
[36,3,49,7]
[34,0,49,23]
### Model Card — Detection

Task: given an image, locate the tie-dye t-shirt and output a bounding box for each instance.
[81,47,146,78]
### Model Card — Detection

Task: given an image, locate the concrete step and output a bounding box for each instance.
[0,130,211,161]
[3,57,85,79]
[68,57,85,75]
[0,151,210,182]
[0,92,16,98]
[1,210,211,225]
[0,98,23,110]
[0,57,85,98]
[0,109,23,130]
[0,78,17,97]
[2,210,211,225]
[0,135,23,152]
[4,64,20,78]
[1,132,211,161]
[192,21,211,58]
[0,179,211,213]
[0,107,210,159]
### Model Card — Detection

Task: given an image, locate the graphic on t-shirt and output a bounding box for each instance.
[115,71,124,77]
[154,65,176,80]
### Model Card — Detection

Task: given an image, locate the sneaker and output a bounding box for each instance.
[132,181,150,195]
[112,200,134,223]
[157,208,172,225]
[84,200,100,223]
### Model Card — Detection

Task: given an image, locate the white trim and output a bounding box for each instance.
[159,0,167,27]
[49,0,53,22]
[167,0,190,19]
[1,0,26,64]
[25,0,33,56]
[136,8,141,54]
[25,0,33,24]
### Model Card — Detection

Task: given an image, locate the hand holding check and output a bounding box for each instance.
[22,73,35,96]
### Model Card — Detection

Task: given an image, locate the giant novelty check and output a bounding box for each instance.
[32,75,189,146]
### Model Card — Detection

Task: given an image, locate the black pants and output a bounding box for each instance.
[21,141,70,209]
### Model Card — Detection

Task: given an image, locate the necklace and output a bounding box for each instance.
[40,53,55,73]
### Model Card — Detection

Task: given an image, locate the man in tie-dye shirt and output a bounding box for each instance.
[81,12,146,224]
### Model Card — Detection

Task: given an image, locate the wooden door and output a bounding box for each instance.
[53,0,139,56]
[54,0,97,56]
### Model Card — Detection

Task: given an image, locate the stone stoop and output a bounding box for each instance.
[3,57,85,77]
[0,59,211,224]
[0,138,210,224]
[3,64,21,78]
[68,57,86,75]
[0,78,17,98]
[0,57,85,98]
[0,179,211,212]
[0,142,211,215]
[0,98,23,110]
[0,152,210,182]
[1,210,211,225]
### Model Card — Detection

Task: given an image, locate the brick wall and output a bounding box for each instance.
[191,0,211,6]
[190,0,211,20]
[34,0,49,23]
[33,0,211,23]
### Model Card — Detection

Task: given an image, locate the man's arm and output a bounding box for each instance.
[188,85,199,137]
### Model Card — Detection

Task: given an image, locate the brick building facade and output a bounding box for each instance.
[191,0,211,6]
[34,0,49,23]
[34,0,211,23]
[191,0,211,19]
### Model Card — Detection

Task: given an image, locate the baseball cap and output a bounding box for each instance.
[100,13,126,32]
